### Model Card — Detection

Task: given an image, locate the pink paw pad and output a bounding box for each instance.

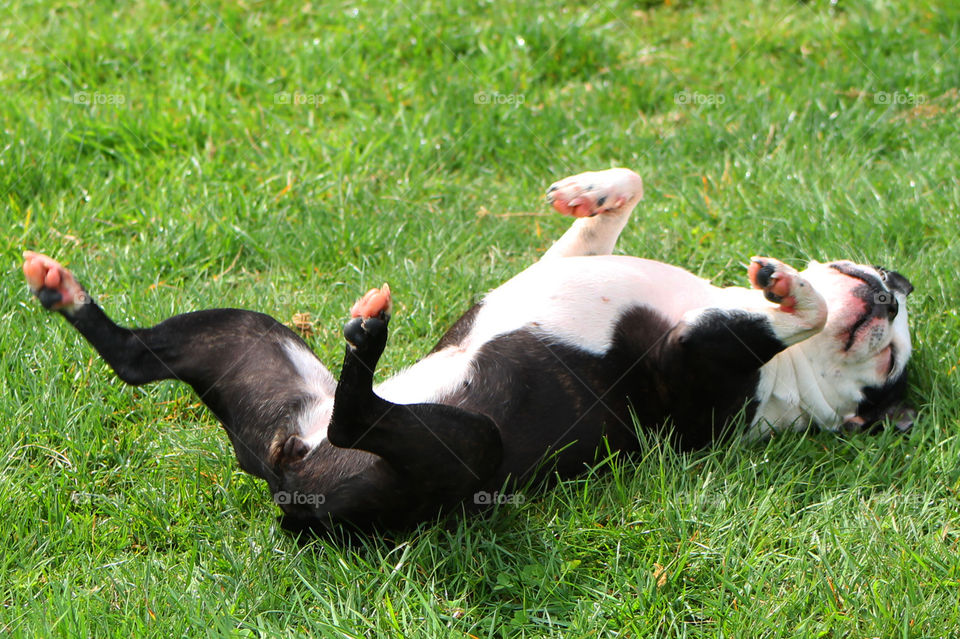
[545,169,643,218]
[349,283,392,320]
[22,251,87,310]
[749,257,797,311]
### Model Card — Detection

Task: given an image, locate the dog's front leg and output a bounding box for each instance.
[677,257,828,362]
[541,168,644,260]
[655,258,828,447]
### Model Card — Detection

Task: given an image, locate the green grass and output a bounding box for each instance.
[2,0,959,635]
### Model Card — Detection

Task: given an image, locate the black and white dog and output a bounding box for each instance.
[24,168,914,534]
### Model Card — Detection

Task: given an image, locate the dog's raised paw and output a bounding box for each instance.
[748,256,826,321]
[746,257,829,343]
[748,257,798,309]
[22,251,89,312]
[343,316,388,353]
[546,168,643,218]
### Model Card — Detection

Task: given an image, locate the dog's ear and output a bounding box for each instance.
[886,270,914,297]
[875,265,914,297]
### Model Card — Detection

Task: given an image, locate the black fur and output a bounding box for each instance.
[853,369,914,433]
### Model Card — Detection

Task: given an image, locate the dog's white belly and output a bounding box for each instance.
[375,256,720,405]
[472,256,718,353]
[374,347,475,405]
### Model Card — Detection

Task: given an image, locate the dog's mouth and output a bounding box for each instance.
[884,342,897,377]
[842,304,892,353]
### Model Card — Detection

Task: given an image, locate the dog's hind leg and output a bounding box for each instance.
[23,251,333,485]
[322,285,502,510]
[541,168,644,260]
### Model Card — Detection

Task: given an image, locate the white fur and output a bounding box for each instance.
[541,210,633,260]
[282,340,336,445]
[375,347,474,405]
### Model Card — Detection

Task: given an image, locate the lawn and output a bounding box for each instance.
[2,0,959,636]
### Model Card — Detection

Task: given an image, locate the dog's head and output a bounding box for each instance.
[781,260,915,432]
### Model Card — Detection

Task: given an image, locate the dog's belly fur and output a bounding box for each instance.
[377,255,717,399]
[436,313,679,486]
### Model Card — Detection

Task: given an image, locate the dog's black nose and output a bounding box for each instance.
[884,295,899,320]
[871,289,898,321]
